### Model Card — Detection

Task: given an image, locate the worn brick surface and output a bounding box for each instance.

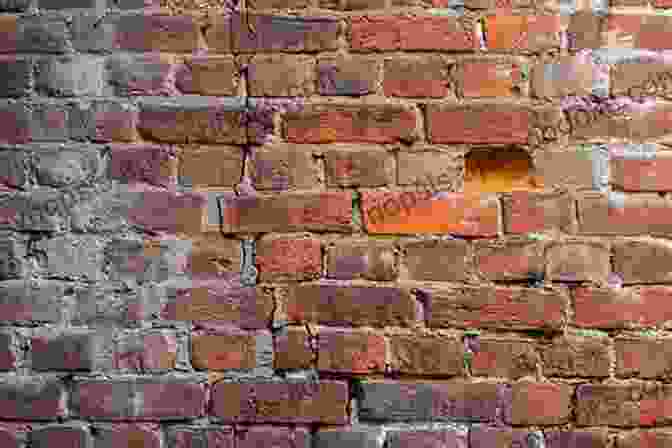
[3,0,672,442]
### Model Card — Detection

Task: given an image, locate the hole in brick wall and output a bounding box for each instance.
[463,147,540,193]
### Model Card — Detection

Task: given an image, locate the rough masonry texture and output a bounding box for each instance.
[1,0,672,446]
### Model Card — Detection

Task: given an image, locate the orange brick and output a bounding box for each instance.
[458,58,524,98]
[485,15,564,52]
[361,191,500,236]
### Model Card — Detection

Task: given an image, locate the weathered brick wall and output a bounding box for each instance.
[2,0,672,445]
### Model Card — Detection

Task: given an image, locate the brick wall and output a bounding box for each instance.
[1,0,672,446]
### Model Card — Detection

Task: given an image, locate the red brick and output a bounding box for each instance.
[211,380,348,424]
[613,238,672,284]
[615,337,672,379]
[247,54,315,97]
[350,15,476,51]
[161,284,274,330]
[191,329,259,370]
[426,104,531,144]
[30,424,91,448]
[508,381,572,425]
[474,238,545,281]
[250,144,320,191]
[545,430,609,448]
[167,426,233,448]
[458,58,524,98]
[256,235,321,282]
[388,332,465,376]
[470,427,545,448]
[546,240,610,283]
[93,424,162,448]
[116,13,204,52]
[110,144,178,187]
[284,103,419,144]
[0,16,18,54]
[640,385,672,426]
[317,328,386,374]
[324,146,394,187]
[73,379,206,420]
[126,186,206,235]
[503,191,574,234]
[0,424,27,448]
[221,192,352,233]
[274,326,314,370]
[114,330,178,372]
[471,337,539,379]
[427,285,567,330]
[578,192,672,236]
[611,153,672,192]
[176,55,240,96]
[138,96,246,145]
[606,15,672,50]
[232,13,339,52]
[283,283,418,328]
[383,55,451,98]
[619,430,672,448]
[178,145,242,189]
[361,191,500,236]
[401,238,470,282]
[542,333,611,378]
[484,15,564,52]
[237,426,311,448]
[326,239,397,281]
[574,286,672,329]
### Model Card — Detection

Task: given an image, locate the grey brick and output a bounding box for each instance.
[0,57,32,97]
[0,149,30,189]
[34,234,104,280]
[0,279,68,322]
[357,382,502,423]
[28,100,71,142]
[31,424,93,448]
[38,0,106,9]
[0,230,28,279]
[71,11,118,53]
[105,52,176,96]
[34,144,105,187]
[31,330,99,371]
[72,282,163,325]
[0,376,66,419]
[0,0,32,12]
[18,14,71,53]
[113,0,156,9]
[68,99,138,142]
[35,55,105,97]
[104,237,191,285]
[314,428,383,448]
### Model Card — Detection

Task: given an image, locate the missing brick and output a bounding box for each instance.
[464,147,539,194]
